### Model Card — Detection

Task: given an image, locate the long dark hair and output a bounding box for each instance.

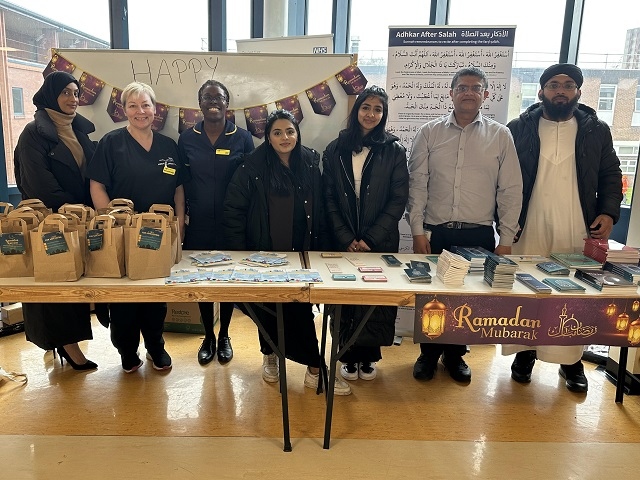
[339,85,389,153]
[264,109,311,195]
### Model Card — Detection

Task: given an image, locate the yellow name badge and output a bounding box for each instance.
[216,149,231,155]
[163,165,176,175]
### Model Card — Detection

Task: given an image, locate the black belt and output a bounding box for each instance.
[427,222,487,230]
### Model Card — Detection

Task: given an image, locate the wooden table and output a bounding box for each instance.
[0,251,308,452]
[306,251,640,449]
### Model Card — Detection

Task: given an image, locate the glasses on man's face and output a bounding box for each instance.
[201,94,227,104]
[60,89,79,98]
[454,84,485,94]
[544,82,578,91]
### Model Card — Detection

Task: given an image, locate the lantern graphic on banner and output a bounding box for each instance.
[606,302,617,316]
[632,300,639,312]
[616,312,630,331]
[628,320,640,346]
[421,296,446,339]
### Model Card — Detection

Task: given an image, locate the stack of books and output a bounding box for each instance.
[574,268,638,293]
[451,246,491,274]
[583,238,640,264]
[240,252,289,267]
[189,251,233,266]
[403,260,432,283]
[603,261,640,285]
[435,250,470,286]
[483,252,518,290]
[550,252,602,270]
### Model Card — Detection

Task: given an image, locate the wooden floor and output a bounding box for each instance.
[1,309,639,479]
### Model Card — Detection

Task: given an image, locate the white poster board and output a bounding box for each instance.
[53,48,352,153]
[236,34,334,54]
[385,26,516,335]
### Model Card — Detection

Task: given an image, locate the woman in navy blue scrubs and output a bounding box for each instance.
[178,80,254,365]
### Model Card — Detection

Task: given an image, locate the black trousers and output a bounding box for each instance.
[198,302,234,336]
[109,303,167,360]
[420,225,496,359]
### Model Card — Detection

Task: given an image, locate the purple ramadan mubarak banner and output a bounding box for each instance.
[414,294,640,347]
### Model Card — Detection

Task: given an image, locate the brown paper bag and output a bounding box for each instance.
[97,198,135,215]
[47,213,87,266]
[17,199,52,217]
[0,217,34,277]
[0,202,14,217]
[124,213,172,280]
[9,206,45,225]
[30,217,83,282]
[149,204,182,264]
[58,204,96,225]
[84,215,125,278]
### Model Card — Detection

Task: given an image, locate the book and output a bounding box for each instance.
[451,246,490,274]
[574,269,638,292]
[404,266,432,283]
[515,273,553,294]
[542,278,586,292]
[504,254,549,263]
[536,261,570,276]
[583,238,640,264]
[602,261,640,284]
[550,252,602,269]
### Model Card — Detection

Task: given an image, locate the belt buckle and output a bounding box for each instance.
[446,221,462,229]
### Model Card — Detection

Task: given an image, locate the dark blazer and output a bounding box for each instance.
[14,109,96,209]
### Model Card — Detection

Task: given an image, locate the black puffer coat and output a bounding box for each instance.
[14,110,96,209]
[322,131,409,347]
[223,142,328,251]
[322,130,409,252]
[507,103,622,242]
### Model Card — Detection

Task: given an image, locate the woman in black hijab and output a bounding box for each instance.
[13,71,97,370]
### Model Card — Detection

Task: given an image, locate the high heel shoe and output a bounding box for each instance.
[56,346,98,371]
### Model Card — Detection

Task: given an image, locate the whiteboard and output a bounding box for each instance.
[54,49,354,153]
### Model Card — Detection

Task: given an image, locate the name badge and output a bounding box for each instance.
[163,166,176,175]
[216,149,231,155]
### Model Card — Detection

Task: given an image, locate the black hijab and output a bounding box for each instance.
[33,71,79,113]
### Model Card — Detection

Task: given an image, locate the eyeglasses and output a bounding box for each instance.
[59,89,79,98]
[201,94,227,104]
[454,85,485,94]
[544,82,578,91]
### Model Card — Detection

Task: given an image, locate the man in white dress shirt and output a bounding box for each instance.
[407,67,523,383]
[504,63,623,393]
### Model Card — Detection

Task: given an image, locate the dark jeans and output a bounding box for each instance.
[109,302,167,361]
[420,224,496,359]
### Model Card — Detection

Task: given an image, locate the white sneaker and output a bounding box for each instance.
[340,362,359,381]
[359,362,377,380]
[262,353,279,383]
[304,368,352,395]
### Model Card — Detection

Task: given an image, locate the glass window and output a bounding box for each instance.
[579,0,640,207]
[597,85,616,125]
[307,0,333,35]
[11,87,24,117]
[449,0,564,123]
[520,83,538,112]
[227,0,251,52]
[632,85,640,127]
[350,0,430,90]
[1,1,110,186]
[128,0,207,51]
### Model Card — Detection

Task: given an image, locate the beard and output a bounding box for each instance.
[541,94,579,121]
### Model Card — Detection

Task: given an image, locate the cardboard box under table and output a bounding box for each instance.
[164,302,219,334]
